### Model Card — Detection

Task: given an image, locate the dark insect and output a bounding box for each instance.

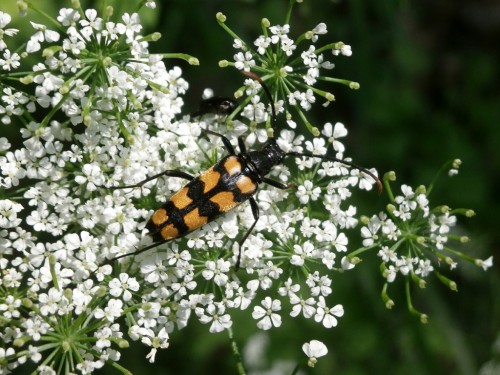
[110,74,381,268]
[190,96,238,118]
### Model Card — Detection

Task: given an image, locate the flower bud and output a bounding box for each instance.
[385,171,396,181]
[452,159,461,168]
[349,82,360,90]
[216,12,226,22]
[415,185,426,195]
[465,209,475,218]
[325,92,335,102]
[218,60,229,68]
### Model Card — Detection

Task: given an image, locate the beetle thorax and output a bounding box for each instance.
[244,139,286,178]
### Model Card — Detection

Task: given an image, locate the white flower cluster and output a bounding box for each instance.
[0,6,379,372]
[219,13,355,134]
[360,182,492,285]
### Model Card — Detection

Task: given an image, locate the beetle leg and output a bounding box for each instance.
[104,238,172,264]
[235,197,260,270]
[237,136,247,153]
[262,177,290,190]
[109,170,195,190]
[201,129,236,155]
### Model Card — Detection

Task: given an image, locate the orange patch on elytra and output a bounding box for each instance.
[160,224,179,240]
[210,191,237,212]
[199,167,220,193]
[224,156,241,175]
[151,208,168,226]
[170,187,193,209]
[236,175,257,194]
[184,208,209,231]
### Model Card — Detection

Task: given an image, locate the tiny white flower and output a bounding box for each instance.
[269,24,290,44]
[385,265,397,282]
[252,297,282,330]
[234,51,255,71]
[197,303,233,333]
[0,12,19,51]
[57,8,80,26]
[302,339,328,367]
[321,122,347,154]
[314,296,344,328]
[341,256,356,270]
[296,180,321,204]
[476,256,493,271]
[415,259,434,278]
[141,327,170,363]
[94,299,123,322]
[108,273,140,301]
[290,294,316,318]
[202,259,230,286]
[311,23,327,42]
[0,49,21,70]
[74,163,105,191]
[26,22,60,53]
[254,35,271,55]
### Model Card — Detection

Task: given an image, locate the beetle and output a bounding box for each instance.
[110,74,381,268]
[190,96,238,118]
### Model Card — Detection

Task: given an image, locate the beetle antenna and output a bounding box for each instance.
[286,151,383,193]
[241,70,382,193]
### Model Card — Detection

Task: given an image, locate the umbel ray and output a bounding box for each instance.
[108,73,382,268]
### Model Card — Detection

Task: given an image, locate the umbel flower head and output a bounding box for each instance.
[0,2,379,372]
[355,161,492,322]
[216,5,358,136]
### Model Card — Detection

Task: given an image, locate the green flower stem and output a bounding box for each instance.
[109,360,133,375]
[39,65,95,128]
[381,283,395,309]
[447,234,470,243]
[226,95,253,124]
[382,172,396,203]
[405,277,428,323]
[159,53,199,65]
[0,71,40,78]
[283,101,318,135]
[442,246,475,263]
[290,78,332,100]
[411,271,426,288]
[291,364,301,375]
[348,244,379,259]
[435,271,458,292]
[316,75,359,88]
[314,42,344,55]
[48,255,60,291]
[26,1,65,31]
[426,158,457,195]
[284,0,298,25]
[228,327,247,375]
[217,14,246,47]
[450,208,475,217]
[37,341,61,369]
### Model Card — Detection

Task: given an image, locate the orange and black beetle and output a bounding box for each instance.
[111,75,381,268]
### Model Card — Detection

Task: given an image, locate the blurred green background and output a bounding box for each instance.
[4,0,499,374]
